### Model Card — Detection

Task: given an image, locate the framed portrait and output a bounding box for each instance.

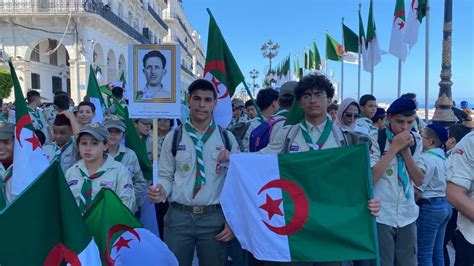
[128,44,181,119]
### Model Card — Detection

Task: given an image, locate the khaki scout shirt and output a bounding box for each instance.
[43,138,78,174]
[158,122,239,206]
[262,119,342,154]
[0,163,13,204]
[142,135,153,162]
[417,148,448,198]
[28,106,51,144]
[369,129,424,228]
[112,144,147,210]
[65,155,136,211]
[446,132,474,244]
[356,116,377,135]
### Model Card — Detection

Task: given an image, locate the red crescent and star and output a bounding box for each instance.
[258,179,309,236]
[105,224,141,266]
[204,60,229,99]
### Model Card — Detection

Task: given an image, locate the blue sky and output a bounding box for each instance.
[184,0,473,102]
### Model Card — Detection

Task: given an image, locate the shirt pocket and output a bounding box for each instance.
[210,150,225,178]
[175,151,192,174]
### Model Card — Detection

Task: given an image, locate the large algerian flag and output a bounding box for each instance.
[87,65,107,123]
[359,8,370,69]
[389,0,408,61]
[364,0,383,73]
[204,9,245,128]
[342,23,360,64]
[8,61,49,196]
[0,161,101,265]
[312,40,322,70]
[404,0,426,49]
[84,189,178,266]
[325,33,342,62]
[221,145,378,262]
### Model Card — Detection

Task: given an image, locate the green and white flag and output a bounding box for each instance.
[0,161,101,265]
[87,65,107,123]
[364,0,383,73]
[85,189,178,266]
[342,23,360,64]
[404,0,426,48]
[312,40,322,70]
[325,33,342,62]
[221,145,378,262]
[389,0,408,61]
[8,60,49,196]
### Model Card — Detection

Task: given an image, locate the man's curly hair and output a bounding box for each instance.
[294,73,335,101]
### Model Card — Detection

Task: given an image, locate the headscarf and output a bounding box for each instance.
[335,98,360,131]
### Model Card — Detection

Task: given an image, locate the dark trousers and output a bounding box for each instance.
[453,230,474,266]
[155,201,169,240]
[444,208,458,266]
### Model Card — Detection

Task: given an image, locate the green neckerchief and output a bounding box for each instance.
[27,106,44,129]
[275,108,289,118]
[184,120,216,199]
[299,118,333,151]
[386,128,411,199]
[78,168,106,213]
[0,165,13,209]
[427,149,446,161]
[53,138,74,162]
[114,149,126,162]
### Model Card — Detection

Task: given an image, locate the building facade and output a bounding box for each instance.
[0,0,204,103]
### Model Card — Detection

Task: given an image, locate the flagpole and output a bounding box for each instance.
[397,59,402,97]
[370,0,374,95]
[152,119,158,186]
[424,0,430,122]
[357,3,362,100]
[341,17,345,101]
[325,29,329,77]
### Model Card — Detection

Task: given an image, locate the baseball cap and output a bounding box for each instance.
[0,123,15,140]
[104,115,126,132]
[279,81,297,97]
[77,123,109,142]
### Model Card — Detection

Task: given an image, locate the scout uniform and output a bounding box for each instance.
[368,98,424,266]
[356,114,378,135]
[28,105,51,143]
[42,105,57,128]
[65,123,135,213]
[0,123,15,208]
[105,116,147,212]
[43,114,78,173]
[137,119,153,162]
[446,131,474,264]
[158,119,239,266]
[241,117,263,152]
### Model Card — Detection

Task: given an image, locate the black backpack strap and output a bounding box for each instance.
[377,128,387,156]
[171,124,183,157]
[282,125,300,153]
[409,131,417,155]
[218,125,232,151]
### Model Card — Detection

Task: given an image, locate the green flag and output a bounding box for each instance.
[87,65,107,123]
[326,34,342,61]
[312,40,322,70]
[221,145,378,262]
[343,23,359,53]
[84,189,178,265]
[0,162,100,265]
[204,9,245,128]
[304,52,309,69]
[294,56,300,80]
[308,49,314,69]
[284,100,305,126]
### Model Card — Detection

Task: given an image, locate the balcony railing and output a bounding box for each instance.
[176,38,191,57]
[181,65,194,76]
[0,0,83,13]
[84,1,150,44]
[147,4,168,31]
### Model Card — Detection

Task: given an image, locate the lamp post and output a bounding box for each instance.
[249,69,259,96]
[260,40,280,74]
[432,0,457,126]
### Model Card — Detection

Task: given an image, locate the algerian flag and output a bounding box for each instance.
[389,0,408,61]
[221,145,378,262]
[204,9,245,128]
[0,161,101,265]
[312,40,322,70]
[404,0,426,49]
[325,33,342,62]
[293,55,300,81]
[84,189,178,266]
[365,0,383,73]
[359,8,370,69]
[87,65,107,123]
[8,60,49,196]
[342,23,360,64]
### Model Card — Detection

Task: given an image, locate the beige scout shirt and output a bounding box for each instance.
[28,106,51,144]
[158,123,239,206]
[142,135,153,162]
[112,144,147,210]
[0,163,13,204]
[262,119,341,154]
[65,155,136,211]
[417,148,448,198]
[369,130,424,228]
[446,131,474,244]
[356,116,377,135]
[43,138,78,174]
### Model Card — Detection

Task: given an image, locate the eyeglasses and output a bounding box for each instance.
[344,113,360,119]
[301,92,327,101]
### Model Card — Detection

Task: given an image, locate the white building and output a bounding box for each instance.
[0,0,204,103]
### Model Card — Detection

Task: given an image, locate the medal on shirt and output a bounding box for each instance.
[386,168,394,176]
[183,163,190,172]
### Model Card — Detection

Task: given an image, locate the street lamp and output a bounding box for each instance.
[249,68,259,93]
[260,40,280,74]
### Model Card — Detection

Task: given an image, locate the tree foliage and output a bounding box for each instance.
[0,70,13,99]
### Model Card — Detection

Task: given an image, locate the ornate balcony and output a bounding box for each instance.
[181,65,194,76]
[147,4,168,31]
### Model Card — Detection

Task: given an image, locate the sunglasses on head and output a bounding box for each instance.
[344,113,360,119]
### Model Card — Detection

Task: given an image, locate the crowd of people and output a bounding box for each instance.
[0,73,473,266]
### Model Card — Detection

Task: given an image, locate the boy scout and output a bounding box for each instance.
[104,115,147,213]
[43,113,79,173]
[369,97,425,266]
[135,118,153,162]
[26,90,52,144]
[356,94,378,135]
[446,131,474,265]
[147,79,239,266]
[0,123,15,207]
[261,73,381,266]
[65,123,135,213]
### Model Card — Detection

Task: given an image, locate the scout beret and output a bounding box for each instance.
[387,97,416,115]
[426,124,448,143]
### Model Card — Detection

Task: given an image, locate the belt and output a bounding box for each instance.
[170,202,221,214]
[417,197,446,205]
